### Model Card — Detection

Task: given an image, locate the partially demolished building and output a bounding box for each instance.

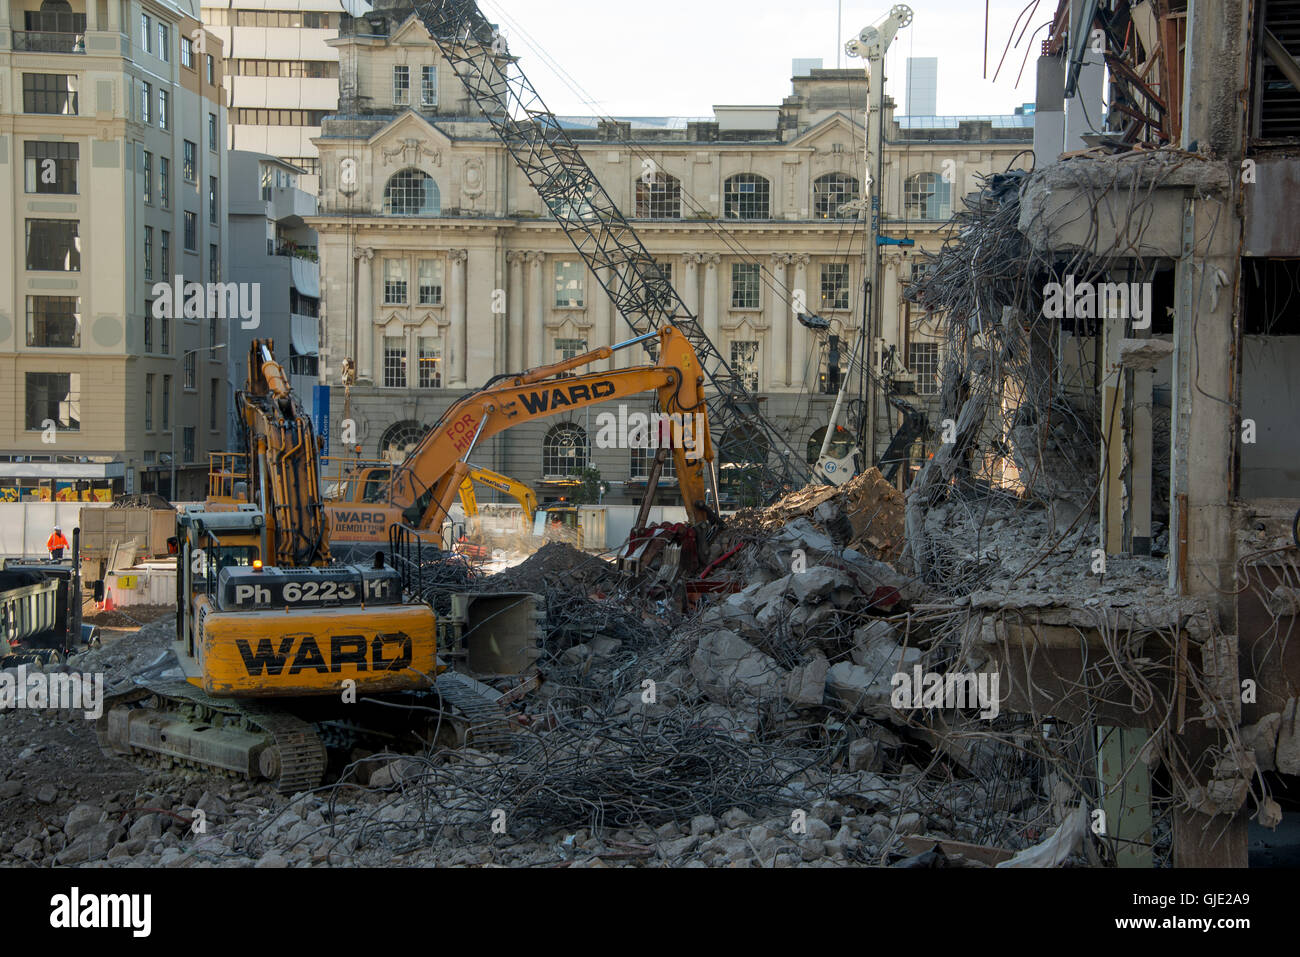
[904,0,1300,866]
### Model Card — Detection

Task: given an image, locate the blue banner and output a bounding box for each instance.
[313,384,331,457]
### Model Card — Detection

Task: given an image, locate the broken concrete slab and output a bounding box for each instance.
[1242,713,1281,773]
[690,630,785,702]
[783,654,828,709]
[826,662,896,719]
[1277,698,1300,776]
[1115,338,1175,369]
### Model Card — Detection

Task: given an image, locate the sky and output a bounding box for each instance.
[473,0,1050,119]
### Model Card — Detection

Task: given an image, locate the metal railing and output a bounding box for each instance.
[13,31,86,54]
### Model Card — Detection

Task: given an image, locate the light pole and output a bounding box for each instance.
[171,343,226,500]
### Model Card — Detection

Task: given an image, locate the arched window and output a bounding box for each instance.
[904,172,952,221]
[636,171,681,219]
[813,173,861,219]
[543,423,589,478]
[724,173,771,220]
[379,420,430,463]
[383,168,440,216]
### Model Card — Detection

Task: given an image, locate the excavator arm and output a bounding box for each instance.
[237,340,331,566]
[459,465,538,526]
[386,327,714,532]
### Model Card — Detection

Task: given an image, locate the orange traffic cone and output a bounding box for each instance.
[101,587,115,612]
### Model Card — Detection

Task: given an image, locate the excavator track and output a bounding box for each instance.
[97,680,328,795]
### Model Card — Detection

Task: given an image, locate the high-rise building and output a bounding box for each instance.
[225,150,319,430]
[905,57,938,116]
[0,0,230,502]
[201,0,369,193]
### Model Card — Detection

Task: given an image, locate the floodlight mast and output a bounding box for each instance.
[818,5,913,482]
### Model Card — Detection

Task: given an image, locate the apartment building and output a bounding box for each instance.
[201,0,363,193]
[309,0,1032,506]
[0,0,229,502]
[225,149,319,431]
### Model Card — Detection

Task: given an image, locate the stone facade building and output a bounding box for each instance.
[310,0,1033,506]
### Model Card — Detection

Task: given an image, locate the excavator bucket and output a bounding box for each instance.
[445,591,544,676]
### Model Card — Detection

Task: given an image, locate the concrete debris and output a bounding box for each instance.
[1276,698,1300,776]
[1115,338,1176,368]
[996,804,1089,869]
[728,469,905,563]
[1242,713,1282,773]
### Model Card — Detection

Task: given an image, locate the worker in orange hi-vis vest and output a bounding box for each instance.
[46,526,69,561]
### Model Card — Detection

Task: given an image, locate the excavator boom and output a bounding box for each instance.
[386,327,714,532]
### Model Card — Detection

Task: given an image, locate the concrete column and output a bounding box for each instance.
[769,254,791,388]
[592,266,611,372]
[527,251,546,368]
[682,254,701,319]
[86,1,99,32]
[881,253,903,354]
[702,253,721,349]
[506,251,526,372]
[1167,0,1251,870]
[354,247,374,383]
[791,255,811,389]
[448,249,468,388]
[107,0,120,32]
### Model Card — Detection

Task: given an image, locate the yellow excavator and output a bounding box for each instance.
[97,342,539,791]
[325,326,722,576]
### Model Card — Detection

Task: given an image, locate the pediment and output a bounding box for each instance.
[787,111,866,148]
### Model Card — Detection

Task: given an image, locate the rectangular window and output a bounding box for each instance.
[161,231,170,277]
[210,379,219,430]
[731,340,760,392]
[909,342,940,396]
[140,81,151,124]
[140,13,151,53]
[25,297,81,348]
[25,373,81,432]
[209,176,218,224]
[159,89,169,130]
[181,37,194,68]
[159,157,170,208]
[142,150,152,204]
[554,261,585,308]
[393,65,410,105]
[24,142,78,194]
[208,113,218,151]
[144,311,153,353]
[158,23,169,61]
[418,337,442,389]
[184,211,197,251]
[162,375,171,431]
[384,259,408,305]
[183,427,195,463]
[22,74,78,115]
[207,54,215,85]
[383,336,407,388]
[731,263,760,309]
[417,259,444,305]
[209,244,220,283]
[421,66,437,106]
[25,219,80,272]
[184,351,196,390]
[161,316,171,354]
[554,338,587,366]
[183,141,196,182]
[144,374,154,431]
[821,263,850,311]
[143,226,153,280]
